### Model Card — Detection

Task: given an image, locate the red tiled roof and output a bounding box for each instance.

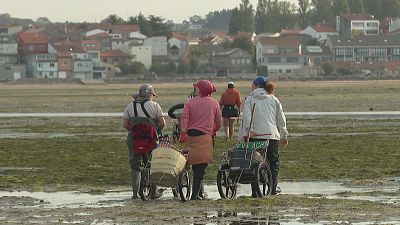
[101,50,129,57]
[17,32,48,44]
[52,40,85,53]
[258,36,300,46]
[171,32,186,41]
[342,14,375,20]
[312,25,337,33]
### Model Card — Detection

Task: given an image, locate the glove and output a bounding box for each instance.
[179,132,188,143]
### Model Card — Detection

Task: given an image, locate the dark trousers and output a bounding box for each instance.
[249,139,280,196]
[191,163,208,199]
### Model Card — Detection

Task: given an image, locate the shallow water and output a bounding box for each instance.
[1,181,398,210]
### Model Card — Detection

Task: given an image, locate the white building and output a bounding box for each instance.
[131,46,152,69]
[144,36,168,56]
[302,24,339,43]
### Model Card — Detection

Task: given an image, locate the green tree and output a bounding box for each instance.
[311,0,334,24]
[127,13,171,38]
[381,0,400,18]
[321,62,334,76]
[298,0,311,29]
[333,0,350,15]
[228,0,254,34]
[349,0,365,14]
[104,14,125,24]
[363,0,383,19]
[120,62,145,75]
[255,0,268,34]
[231,36,254,55]
[204,9,232,31]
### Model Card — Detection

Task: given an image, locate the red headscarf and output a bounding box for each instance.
[193,80,216,97]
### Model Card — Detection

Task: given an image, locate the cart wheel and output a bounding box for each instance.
[252,162,272,197]
[217,164,237,199]
[139,169,152,201]
[178,169,191,202]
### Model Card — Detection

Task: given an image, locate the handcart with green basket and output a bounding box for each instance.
[216,102,273,199]
[139,135,191,201]
[216,140,273,199]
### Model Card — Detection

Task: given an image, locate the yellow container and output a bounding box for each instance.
[150,147,187,187]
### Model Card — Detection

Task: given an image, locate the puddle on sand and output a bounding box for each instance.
[0,181,398,210]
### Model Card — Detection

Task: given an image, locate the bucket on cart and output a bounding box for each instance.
[150,147,187,187]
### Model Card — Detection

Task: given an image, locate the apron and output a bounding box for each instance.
[187,134,213,165]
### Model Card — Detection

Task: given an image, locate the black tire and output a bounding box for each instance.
[216,164,237,199]
[252,162,272,197]
[168,103,185,119]
[172,188,179,198]
[139,169,152,201]
[177,169,191,202]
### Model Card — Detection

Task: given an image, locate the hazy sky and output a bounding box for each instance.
[1,0,297,23]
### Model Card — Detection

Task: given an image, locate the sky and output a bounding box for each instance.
[1,0,297,23]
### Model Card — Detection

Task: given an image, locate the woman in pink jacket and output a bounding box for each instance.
[180,80,222,200]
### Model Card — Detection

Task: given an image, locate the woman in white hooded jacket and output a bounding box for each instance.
[241,76,288,196]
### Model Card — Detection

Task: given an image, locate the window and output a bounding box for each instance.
[268,57,281,63]
[286,69,291,73]
[232,59,236,64]
[28,45,35,51]
[50,63,55,67]
[287,57,298,63]
[37,63,42,68]
[39,45,46,51]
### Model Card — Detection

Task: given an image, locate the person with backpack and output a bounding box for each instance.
[179,80,222,200]
[123,84,166,199]
[241,76,288,196]
[219,81,241,141]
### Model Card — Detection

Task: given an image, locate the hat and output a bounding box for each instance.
[253,76,268,86]
[227,81,235,88]
[138,84,157,97]
[133,84,157,101]
[193,80,216,97]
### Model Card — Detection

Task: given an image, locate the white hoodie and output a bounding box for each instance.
[239,88,288,140]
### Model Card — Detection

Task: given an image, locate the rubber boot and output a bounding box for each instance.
[199,180,207,199]
[251,183,258,198]
[190,178,202,200]
[271,173,279,195]
[131,170,141,199]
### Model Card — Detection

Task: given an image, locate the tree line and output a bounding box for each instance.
[188,0,400,35]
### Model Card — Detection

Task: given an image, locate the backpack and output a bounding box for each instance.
[129,101,159,156]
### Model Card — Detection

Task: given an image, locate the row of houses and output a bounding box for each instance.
[2,13,400,81]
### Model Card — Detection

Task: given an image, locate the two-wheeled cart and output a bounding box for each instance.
[139,137,191,201]
[216,140,273,199]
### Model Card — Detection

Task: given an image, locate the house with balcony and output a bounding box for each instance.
[72,52,93,79]
[338,14,379,36]
[25,53,58,78]
[0,35,18,65]
[212,48,253,74]
[256,36,307,75]
[326,35,400,63]
[16,32,49,64]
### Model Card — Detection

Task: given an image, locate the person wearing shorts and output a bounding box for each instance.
[219,81,241,141]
